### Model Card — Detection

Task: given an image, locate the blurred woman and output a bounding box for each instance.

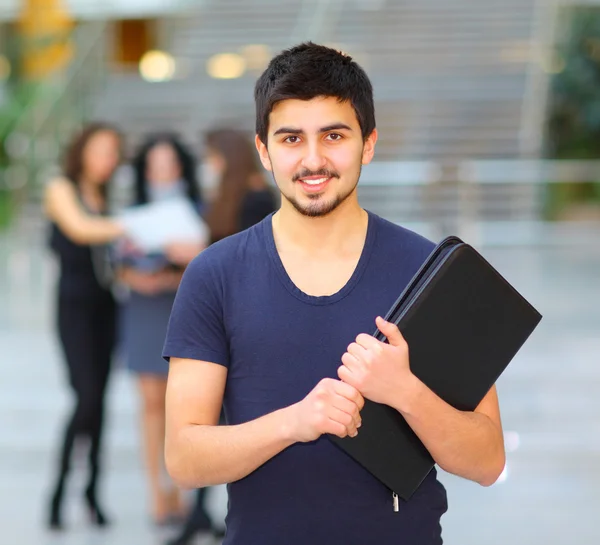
[203,128,278,242]
[118,133,204,526]
[44,122,124,530]
[167,128,277,545]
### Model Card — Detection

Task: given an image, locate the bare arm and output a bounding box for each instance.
[44,178,123,245]
[394,380,505,486]
[339,317,505,488]
[165,357,363,489]
[165,358,294,488]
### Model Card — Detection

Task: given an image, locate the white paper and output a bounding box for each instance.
[118,198,209,253]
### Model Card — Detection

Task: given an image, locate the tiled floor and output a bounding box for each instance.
[1,218,599,545]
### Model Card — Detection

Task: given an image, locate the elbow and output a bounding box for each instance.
[66,230,89,246]
[164,440,202,489]
[65,225,97,246]
[167,472,197,491]
[477,451,506,487]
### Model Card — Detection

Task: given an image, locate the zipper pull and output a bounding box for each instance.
[393,492,399,512]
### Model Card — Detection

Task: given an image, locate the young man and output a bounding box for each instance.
[163,43,505,545]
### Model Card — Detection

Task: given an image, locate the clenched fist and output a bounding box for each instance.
[338,316,414,408]
[287,378,365,443]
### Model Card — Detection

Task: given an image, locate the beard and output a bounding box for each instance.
[276,165,362,218]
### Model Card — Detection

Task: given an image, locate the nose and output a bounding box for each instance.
[301,140,327,172]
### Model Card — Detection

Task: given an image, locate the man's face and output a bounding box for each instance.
[256,96,377,218]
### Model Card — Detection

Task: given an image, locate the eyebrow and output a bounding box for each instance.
[272,123,353,136]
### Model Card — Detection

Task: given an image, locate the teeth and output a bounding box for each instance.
[302,177,328,185]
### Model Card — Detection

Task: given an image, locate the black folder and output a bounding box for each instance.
[330,236,542,501]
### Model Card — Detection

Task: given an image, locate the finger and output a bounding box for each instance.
[347,342,369,362]
[338,362,356,387]
[341,351,361,373]
[338,364,364,402]
[327,407,358,437]
[332,380,364,410]
[330,393,362,428]
[355,333,383,353]
[326,419,350,439]
[375,316,406,347]
[337,364,355,387]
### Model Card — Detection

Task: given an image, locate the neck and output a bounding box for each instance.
[273,194,367,255]
[78,178,105,211]
[79,178,102,196]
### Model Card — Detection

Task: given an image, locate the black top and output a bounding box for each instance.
[239,188,277,231]
[211,188,277,244]
[49,195,114,299]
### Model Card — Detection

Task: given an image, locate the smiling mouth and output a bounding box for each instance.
[297,177,331,192]
[301,177,329,186]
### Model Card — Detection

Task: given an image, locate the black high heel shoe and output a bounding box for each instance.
[84,486,110,527]
[47,488,64,531]
[166,526,225,545]
[166,526,196,545]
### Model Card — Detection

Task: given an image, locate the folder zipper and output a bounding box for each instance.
[392,492,399,512]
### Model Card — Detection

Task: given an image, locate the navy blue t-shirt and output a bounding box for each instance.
[163,211,448,545]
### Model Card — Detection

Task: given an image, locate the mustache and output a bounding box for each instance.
[292,168,340,182]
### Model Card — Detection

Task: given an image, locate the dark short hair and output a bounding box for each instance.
[131,132,201,206]
[254,42,376,145]
[62,122,122,184]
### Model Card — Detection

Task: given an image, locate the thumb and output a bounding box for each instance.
[376,316,405,347]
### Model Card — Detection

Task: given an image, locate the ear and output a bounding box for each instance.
[255,135,273,172]
[361,128,378,166]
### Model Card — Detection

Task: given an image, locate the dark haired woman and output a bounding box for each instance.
[44,122,124,530]
[167,128,276,545]
[118,133,205,527]
[203,128,277,243]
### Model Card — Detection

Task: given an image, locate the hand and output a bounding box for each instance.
[165,241,205,266]
[113,220,127,239]
[119,236,144,256]
[287,378,364,443]
[122,270,164,295]
[155,270,182,292]
[338,317,414,408]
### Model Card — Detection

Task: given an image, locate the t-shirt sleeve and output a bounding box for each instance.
[162,254,229,367]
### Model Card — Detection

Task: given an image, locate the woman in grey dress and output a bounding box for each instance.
[118,133,204,526]
[166,128,277,545]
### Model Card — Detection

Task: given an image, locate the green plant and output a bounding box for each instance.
[543,7,600,219]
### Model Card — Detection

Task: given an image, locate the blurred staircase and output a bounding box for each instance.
[90,0,545,234]
[2,20,109,235]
